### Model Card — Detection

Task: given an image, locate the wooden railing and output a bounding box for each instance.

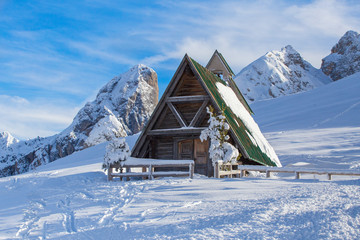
[108,160,194,181]
[214,162,360,180]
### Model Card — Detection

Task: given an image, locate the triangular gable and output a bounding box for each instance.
[131,55,210,157]
[206,50,235,77]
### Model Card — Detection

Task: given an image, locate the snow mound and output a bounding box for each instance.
[84,114,127,147]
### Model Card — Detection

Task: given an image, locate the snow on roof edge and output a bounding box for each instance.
[216,82,282,167]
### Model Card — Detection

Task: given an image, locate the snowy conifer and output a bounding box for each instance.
[200,106,239,166]
[103,138,130,170]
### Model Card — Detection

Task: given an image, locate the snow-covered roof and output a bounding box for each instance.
[190,57,281,167]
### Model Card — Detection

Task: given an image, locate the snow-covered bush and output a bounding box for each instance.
[84,114,127,148]
[200,106,239,166]
[103,138,130,170]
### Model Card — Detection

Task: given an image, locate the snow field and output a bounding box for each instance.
[1,158,360,239]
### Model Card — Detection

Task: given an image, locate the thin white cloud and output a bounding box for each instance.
[285,0,360,37]
[0,95,80,139]
[68,40,138,66]
[139,0,360,69]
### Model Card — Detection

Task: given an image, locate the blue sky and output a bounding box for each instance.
[1,0,360,139]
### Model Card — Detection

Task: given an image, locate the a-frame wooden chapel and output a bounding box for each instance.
[131,51,281,177]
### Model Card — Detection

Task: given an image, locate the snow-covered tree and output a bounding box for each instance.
[103,138,130,170]
[200,106,239,166]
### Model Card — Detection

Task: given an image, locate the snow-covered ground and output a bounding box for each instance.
[1,73,360,239]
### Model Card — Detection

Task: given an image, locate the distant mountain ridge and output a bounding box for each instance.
[0,64,158,177]
[321,30,360,81]
[234,45,331,102]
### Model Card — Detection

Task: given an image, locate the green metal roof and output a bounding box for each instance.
[207,50,253,114]
[189,57,277,167]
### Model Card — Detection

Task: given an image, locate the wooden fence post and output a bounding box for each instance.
[266,170,271,178]
[214,162,220,178]
[142,167,147,180]
[107,167,113,181]
[126,166,130,181]
[149,164,153,180]
[119,168,123,181]
[189,163,194,179]
[295,172,300,179]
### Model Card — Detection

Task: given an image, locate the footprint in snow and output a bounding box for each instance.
[57,196,77,233]
[16,199,46,238]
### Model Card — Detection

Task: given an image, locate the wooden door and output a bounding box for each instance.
[178,139,193,160]
[194,139,209,176]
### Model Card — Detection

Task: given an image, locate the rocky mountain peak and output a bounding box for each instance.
[281,45,306,69]
[281,45,298,55]
[0,64,158,177]
[0,131,19,149]
[321,30,360,80]
[234,46,331,102]
[331,30,359,55]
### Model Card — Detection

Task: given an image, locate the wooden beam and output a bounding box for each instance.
[167,102,187,127]
[148,127,206,136]
[166,95,210,103]
[139,138,150,158]
[131,58,188,157]
[189,100,209,127]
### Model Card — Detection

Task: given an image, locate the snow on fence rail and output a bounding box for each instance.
[107,159,194,181]
[214,162,360,180]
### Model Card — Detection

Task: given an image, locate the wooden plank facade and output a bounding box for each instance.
[132,52,258,177]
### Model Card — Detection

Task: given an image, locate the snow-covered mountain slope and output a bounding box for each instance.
[321,30,360,81]
[252,72,360,170]
[234,45,331,102]
[252,72,360,132]
[0,64,158,178]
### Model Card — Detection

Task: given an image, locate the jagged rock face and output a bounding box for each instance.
[0,64,158,177]
[321,30,360,81]
[234,45,331,102]
[92,64,158,135]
